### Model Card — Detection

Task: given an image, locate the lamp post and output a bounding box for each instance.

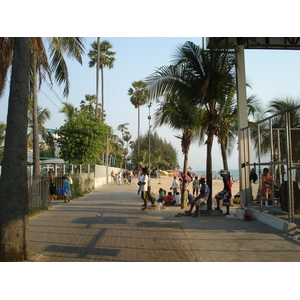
[148,103,152,188]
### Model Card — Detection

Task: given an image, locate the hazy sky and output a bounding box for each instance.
[1,37,300,171]
[2,2,300,172]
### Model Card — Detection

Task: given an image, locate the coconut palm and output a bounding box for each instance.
[88,40,116,119]
[0,38,30,261]
[27,100,56,156]
[216,82,262,171]
[59,102,76,120]
[128,81,149,163]
[147,40,236,210]
[153,91,203,207]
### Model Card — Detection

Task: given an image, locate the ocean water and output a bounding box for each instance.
[193,169,240,181]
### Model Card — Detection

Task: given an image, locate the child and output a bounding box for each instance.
[164,192,175,206]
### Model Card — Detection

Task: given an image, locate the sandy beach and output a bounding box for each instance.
[146,175,240,204]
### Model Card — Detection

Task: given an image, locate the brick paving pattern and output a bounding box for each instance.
[29,182,300,262]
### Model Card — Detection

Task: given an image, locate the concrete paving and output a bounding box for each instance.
[29,181,300,262]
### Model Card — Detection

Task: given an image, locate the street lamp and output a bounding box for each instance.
[148,103,152,188]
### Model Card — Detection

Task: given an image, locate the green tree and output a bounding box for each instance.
[27,100,55,156]
[88,40,116,119]
[147,40,236,210]
[153,92,202,207]
[59,102,76,120]
[57,110,109,164]
[216,83,262,171]
[0,38,30,261]
[131,131,178,172]
[128,81,149,161]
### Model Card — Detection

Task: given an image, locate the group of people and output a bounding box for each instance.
[111,170,133,185]
[137,168,233,216]
[48,171,72,203]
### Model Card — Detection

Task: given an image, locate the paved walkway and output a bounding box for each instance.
[29,182,300,262]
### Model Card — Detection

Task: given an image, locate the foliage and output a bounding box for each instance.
[131,131,178,170]
[57,110,110,164]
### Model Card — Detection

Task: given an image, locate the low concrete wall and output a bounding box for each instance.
[94,165,123,189]
[248,208,297,233]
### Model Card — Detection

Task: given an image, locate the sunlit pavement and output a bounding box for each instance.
[29,182,300,262]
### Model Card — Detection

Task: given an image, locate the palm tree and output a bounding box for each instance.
[27,100,56,156]
[128,81,149,163]
[216,82,262,171]
[0,37,30,261]
[147,40,236,210]
[59,102,76,120]
[88,40,116,120]
[153,92,202,207]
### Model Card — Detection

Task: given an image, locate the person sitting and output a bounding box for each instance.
[158,188,166,202]
[173,192,180,206]
[164,192,175,206]
[185,178,210,217]
[187,190,194,205]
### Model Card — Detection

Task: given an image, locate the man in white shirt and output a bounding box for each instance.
[140,168,149,211]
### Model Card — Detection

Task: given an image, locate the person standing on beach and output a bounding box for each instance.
[215,169,232,215]
[192,176,200,197]
[170,176,179,195]
[140,168,149,210]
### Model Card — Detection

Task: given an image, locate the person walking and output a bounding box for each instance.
[62,176,72,203]
[215,169,232,215]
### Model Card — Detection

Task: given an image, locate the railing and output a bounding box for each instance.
[28,164,124,211]
[240,106,300,223]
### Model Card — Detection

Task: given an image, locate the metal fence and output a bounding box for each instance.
[240,106,300,223]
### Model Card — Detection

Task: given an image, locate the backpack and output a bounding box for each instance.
[250,164,258,183]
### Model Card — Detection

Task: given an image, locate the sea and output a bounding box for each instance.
[193,169,240,181]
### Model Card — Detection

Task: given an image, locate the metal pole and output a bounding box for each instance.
[148,103,152,188]
[285,111,294,223]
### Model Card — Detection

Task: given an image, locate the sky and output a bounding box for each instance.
[1,37,300,172]
[1,1,300,174]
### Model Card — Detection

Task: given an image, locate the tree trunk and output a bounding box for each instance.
[95,37,100,116]
[137,106,140,162]
[206,131,214,211]
[32,57,40,178]
[180,148,189,208]
[101,66,104,121]
[220,140,229,171]
[0,37,30,261]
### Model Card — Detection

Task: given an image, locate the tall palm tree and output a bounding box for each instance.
[153,92,202,207]
[0,37,30,261]
[0,37,85,261]
[128,81,149,163]
[216,82,262,171]
[88,40,116,120]
[147,40,236,210]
